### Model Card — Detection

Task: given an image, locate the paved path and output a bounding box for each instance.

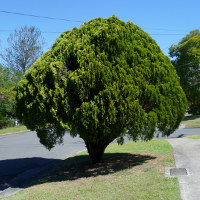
[167,136,200,200]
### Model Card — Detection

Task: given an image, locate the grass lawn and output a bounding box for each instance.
[187,135,200,139]
[182,115,200,128]
[3,139,181,200]
[0,126,28,135]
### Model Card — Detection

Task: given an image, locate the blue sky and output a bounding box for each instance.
[0,0,199,56]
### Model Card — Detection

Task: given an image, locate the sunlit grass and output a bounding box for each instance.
[182,115,200,128]
[187,135,200,139]
[0,126,28,135]
[3,139,181,200]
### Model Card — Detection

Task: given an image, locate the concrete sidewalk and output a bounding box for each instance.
[167,137,200,200]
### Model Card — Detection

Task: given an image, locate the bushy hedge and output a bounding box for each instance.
[16,16,186,163]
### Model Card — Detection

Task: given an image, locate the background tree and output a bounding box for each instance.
[0,26,45,127]
[1,26,45,74]
[16,16,186,163]
[0,65,16,128]
[169,29,200,114]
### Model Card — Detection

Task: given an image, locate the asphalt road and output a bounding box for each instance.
[0,131,86,198]
[0,126,200,198]
[156,126,200,139]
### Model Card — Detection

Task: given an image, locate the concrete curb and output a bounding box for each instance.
[0,130,31,138]
[179,124,186,129]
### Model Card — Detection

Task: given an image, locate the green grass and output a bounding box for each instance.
[187,135,200,139]
[0,126,28,135]
[105,139,173,155]
[3,139,181,200]
[182,115,200,128]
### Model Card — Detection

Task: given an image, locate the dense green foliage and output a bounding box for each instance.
[0,65,17,128]
[16,16,186,163]
[169,30,200,114]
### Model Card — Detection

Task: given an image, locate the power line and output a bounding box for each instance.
[150,34,186,36]
[0,29,188,36]
[41,31,62,34]
[143,27,190,32]
[0,10,84,23]
[0,29,62,34]
[0,10,198,34]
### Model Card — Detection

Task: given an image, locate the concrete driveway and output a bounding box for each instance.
[167,135,200,200]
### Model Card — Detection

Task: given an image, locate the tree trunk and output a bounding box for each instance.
[84,139,109,164]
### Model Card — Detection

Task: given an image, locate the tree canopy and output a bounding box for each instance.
[169,29,200,114]
[16,16,186,163]
[0,65,16,128]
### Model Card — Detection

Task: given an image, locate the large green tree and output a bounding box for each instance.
[169,30,200,114]
[16,16,186,163]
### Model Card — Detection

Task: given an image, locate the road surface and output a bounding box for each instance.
[0,131,85,198]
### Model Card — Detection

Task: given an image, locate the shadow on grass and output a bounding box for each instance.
[39,153,156,184]
[0,153,156,192]
[0,157,61,191]
[183,115,200,121]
